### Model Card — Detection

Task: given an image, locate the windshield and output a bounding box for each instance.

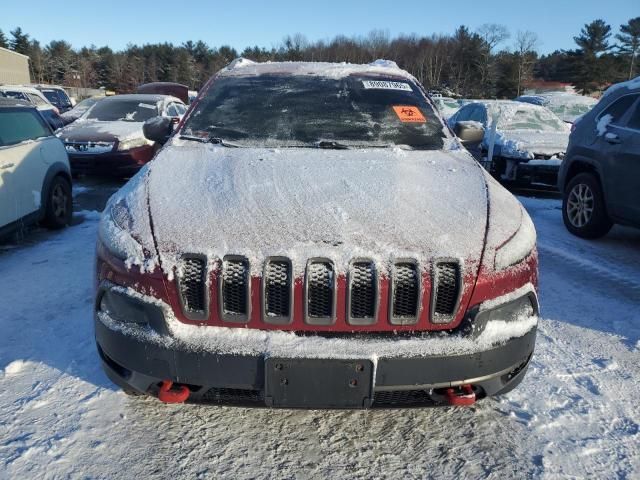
[496,106,567,132]
[41,89,71,107]
[182,74,446,149]
[75,97,100,111]
[1,91,29,101]
[85,98,159,122]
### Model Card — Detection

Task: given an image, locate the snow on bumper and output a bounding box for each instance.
[95,284,538,405]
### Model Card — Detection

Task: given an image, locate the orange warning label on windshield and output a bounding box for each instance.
[393,105,426,123]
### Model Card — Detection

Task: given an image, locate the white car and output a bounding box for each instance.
[0,99,72,237]
[448,100,570,186]
[0,85,65,130]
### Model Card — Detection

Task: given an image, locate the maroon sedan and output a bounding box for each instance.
[58,94,186,177]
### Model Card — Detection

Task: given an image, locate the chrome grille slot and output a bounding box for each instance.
[305,260,335,325]
[348,261,377,325]
[220,256,250,323]
[177,256,208,320]
[432,261,462,324]
[390,262,420,325]
[263,259,292,324]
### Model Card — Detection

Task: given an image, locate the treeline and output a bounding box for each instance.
[0,17,638,98]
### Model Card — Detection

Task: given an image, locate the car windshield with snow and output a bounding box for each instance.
[95,60,539,409]
[57,94,186,177]
[449,100,570,186]
[182,74,445,149]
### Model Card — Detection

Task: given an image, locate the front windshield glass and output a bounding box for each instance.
[182,74,446,149]
[496,106,567,132]
[85,98,159,122]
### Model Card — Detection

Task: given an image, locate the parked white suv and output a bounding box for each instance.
[0,85,65,130]
[0,99,72,237]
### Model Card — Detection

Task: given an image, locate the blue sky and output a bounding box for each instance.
[1,0,638,54]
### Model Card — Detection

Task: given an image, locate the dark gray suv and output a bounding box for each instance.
[558,78,640,238]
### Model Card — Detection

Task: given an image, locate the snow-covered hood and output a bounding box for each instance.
[146,142,490,276]
[490,130,569,159]
[58,119,146,144]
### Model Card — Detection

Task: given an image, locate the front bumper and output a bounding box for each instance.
[95,288,537,408]
[69,145,154,176]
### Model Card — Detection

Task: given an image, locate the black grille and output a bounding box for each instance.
[392,263,419,320]
[200,387,263,405]
[434,262,460,317]
[373,389,436,408]
[307,261,334,319]
[264,260,291,319]
[222,258,249,317]
[350,262,376,320]
[178,257,207,315]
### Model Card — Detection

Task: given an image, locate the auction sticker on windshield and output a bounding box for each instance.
[392,105,426,123]
[362,80,413,91]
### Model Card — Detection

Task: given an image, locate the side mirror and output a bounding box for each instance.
[454,121,485,145]
[143,116,173,145]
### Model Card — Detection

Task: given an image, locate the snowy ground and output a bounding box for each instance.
[0,180,638,479]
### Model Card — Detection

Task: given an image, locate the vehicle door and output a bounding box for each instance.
[0,107,56,225]
[593,93,640,220]
[606,95,640,223]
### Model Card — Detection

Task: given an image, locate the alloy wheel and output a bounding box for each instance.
[566,183,594,228]
[51,184,69,220]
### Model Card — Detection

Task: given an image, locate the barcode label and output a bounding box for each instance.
[362,80,413,92]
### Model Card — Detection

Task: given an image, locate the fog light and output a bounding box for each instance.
[98,289,150,325]
[471,294,538,338]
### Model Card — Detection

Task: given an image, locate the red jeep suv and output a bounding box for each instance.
[94,59,538,408]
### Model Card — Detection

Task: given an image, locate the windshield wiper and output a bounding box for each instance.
[315,140,349,149]
[179,135,239,147]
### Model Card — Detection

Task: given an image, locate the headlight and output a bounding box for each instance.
[494,208,536,270]
[117,137,150,151]
[99,198,144,261]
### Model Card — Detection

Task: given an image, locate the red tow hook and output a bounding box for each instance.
[158,380,190,404]
[444,384,476,406]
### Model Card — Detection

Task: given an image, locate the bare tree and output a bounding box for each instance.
[477,24,510,96]
[515,31,539,95]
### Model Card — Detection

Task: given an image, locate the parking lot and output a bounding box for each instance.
[0,178,638,479]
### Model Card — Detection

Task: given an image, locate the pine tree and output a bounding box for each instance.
[616,17,640,79]
[10,27,31,55]
[573,20,613,93]
[0,29,8,49]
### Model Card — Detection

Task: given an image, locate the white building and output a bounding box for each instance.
[0,47,30,84]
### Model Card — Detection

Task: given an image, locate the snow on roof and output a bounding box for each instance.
[221,58,413,80]
[602,76,640,99]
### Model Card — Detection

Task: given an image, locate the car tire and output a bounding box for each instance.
[562,173,612,239]
[42,176,72,229]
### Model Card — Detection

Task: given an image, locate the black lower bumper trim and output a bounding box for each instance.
[95,316,536,408]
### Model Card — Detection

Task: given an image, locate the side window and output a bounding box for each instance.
[468,105,487,124]
[175,103,187,115]
[454,105,473,122]
[166,104,178,117]
[626,98,640,130]
[600,94,640,125]
[0,110,50,146]
[26,93,47,107]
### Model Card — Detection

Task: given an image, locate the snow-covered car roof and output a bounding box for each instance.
[219,58,413,81]
[0,85,56,111]
[601,75,640,99]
